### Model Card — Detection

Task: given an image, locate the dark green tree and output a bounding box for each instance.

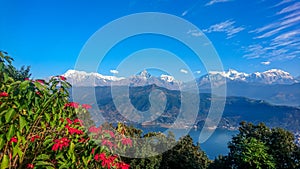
[0,51,31,81]
[230,137,275,169]
[160,135,211,169]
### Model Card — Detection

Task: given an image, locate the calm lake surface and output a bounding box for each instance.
[138,126,238,159]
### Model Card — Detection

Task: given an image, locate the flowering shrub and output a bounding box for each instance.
[0,52,131,169]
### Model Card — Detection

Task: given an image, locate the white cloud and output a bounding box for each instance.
[277,2,300,15]
[261,61,271,65]
[206,0,232,6]
[187,29,203,37]
[195,70,201,74]
[110,69,119,74]
[180,69,188,74]
[203,20,244,38]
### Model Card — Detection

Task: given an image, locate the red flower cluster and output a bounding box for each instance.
[0,92,9,97]
[94,153,117,169]
[94,153,130,169]
[121,137,132,147]
[52,137,70,151]
[117,162,130,169]
[89,126,102,134]
[101,139,115,149]
[64,102,79,108]
[65,125,84,135]
[82,104,92,109]
[30,135,40,142]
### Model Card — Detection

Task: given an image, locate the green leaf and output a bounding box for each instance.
[45,112,50,122]
[12,145,23,158]
[19,116,26,132]
[0,154,9,169]
[19,80,30,90]
[43,138,53,149]
[6,125,15,141]
[0,134,4,150]
[3,73,8,83]
[35,161,53,166]
[68,142,75,156]
[36,154,50,160]
[5,108,15,123]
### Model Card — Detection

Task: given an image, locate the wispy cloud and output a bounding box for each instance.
[245,2,300,61]
[273,0,294,7]
[205,0,232,6]
[203,20,244,38]
[195,70,201,74]
[180,69,188,74]
[277,2,300,15]
[110,69,119,74]
[261,61,271,65]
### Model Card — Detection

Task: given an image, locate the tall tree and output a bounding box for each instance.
[227,122,300,169]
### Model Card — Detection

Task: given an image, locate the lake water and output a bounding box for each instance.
[138,126,238,159]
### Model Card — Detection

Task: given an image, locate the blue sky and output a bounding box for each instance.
[1,0,300,78]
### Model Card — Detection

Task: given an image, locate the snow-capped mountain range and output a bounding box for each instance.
[197,69,298,87]
[62,69,299,88]
[63,69,181,89]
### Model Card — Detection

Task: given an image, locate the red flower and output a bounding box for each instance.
[104,130,115,138]
[95,153,116,169]
[121,137,132,147]
[101,139,114,149]
[78,138,86,143]
[0,92,9,97]
[30,135,40,142]
[91,148,96,154]
[26,163,34,169]
[82,104,92,109]
[35,91,41,96]
[64,102,79,108]
[9,137,17,144]
[117,162,130,169]
[94,153,106,162]
[59,76,66,81]
[65,125,84,135]
[51,137,70,151]
[73,118,83,126]
[24,78,30,81]
[66,118,73,125]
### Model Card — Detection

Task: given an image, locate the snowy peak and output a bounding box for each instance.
[62,69,125,86]
[135,70,151,79]
[249,69,294,84]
